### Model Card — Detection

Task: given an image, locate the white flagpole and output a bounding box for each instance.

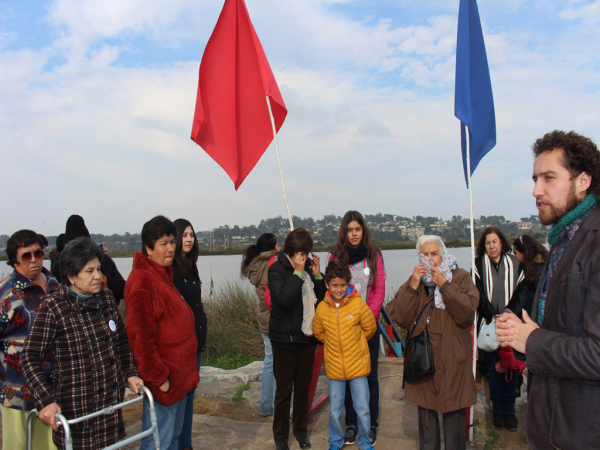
[266,96,294,231]
[466,128,477,443]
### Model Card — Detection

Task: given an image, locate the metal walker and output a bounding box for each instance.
[26,384,160,450]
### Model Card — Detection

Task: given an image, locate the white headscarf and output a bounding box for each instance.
[418,239,457,309]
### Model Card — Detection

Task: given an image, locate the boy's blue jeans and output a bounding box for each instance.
[345,327,380,428]
[329,377,371,450]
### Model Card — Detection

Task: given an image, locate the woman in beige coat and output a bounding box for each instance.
[387,235,478,450]
[241,233,280,416]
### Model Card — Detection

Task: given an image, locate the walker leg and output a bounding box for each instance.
[26,409,38,450]
[149,404,161,449]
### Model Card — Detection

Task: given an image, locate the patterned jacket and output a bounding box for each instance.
[21,285,138,449]
[0,267,59,410]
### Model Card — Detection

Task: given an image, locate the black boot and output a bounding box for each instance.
[493,413,506,429]
[505,414,518,431]
[298,437,311,449]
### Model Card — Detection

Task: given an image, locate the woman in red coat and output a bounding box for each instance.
[125,215,199,450]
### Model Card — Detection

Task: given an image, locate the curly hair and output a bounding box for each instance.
[532,130,600,197]
[325,260,352,283]
[476,226,511,258]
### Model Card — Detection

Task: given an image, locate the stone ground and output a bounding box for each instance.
[120,358,530,450]
[1,359,530,449]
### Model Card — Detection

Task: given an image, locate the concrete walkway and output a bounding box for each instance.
[122,358,529,450]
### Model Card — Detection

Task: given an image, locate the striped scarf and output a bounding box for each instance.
[475,253,523,309]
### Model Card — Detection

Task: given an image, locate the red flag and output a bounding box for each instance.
[191,0,287,190]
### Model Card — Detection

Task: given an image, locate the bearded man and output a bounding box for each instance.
[496,130,600,449]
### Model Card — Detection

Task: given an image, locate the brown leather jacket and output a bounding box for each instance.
[387,267,478,413]
[243,250,278,334]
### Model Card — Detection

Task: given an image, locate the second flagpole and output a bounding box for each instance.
[266,96,294,231]
[466,127,477,443]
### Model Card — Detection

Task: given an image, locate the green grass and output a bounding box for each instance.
[232,382,251,404]
[484,429,500,450]
[201,354,261,370]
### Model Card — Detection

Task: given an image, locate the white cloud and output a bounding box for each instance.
[559,1,600,24]
[1,0,600,235]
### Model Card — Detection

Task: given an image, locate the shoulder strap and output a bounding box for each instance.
[268,255,276,267]
[406,301,433,343]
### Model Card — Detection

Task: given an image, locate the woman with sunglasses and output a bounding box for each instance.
[0,230,60,450]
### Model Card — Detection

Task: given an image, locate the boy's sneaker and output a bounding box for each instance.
[328,445,341,450]
[344,426,358,445]
[369,426,377,446]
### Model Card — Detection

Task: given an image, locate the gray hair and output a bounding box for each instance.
[416,235,444,254]
[59,237,104,284]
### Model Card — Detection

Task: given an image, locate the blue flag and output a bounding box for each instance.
[454,0,496,187]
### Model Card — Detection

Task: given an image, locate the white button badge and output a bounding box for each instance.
[364,267,370,276]
[109,319,117,332]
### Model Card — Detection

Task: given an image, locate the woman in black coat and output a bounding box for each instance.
[268,227,325,450]
[172,219,207,450]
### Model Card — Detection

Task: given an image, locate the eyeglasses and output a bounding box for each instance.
[19,249,44,262]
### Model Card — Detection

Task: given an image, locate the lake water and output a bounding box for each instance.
[2,248,474,300]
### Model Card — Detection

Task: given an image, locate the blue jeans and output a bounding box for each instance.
[179,352,202,448]
[329,377,371,450]
[487,351,517,415]
[345,326,380,428]
[140,395,187,450]
[260,333,276,415]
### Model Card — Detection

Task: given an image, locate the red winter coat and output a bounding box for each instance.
[124,252,199,405]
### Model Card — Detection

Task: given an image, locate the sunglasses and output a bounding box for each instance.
[19,249,44,262]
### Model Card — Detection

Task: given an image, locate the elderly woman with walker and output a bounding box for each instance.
[21,237,143,450]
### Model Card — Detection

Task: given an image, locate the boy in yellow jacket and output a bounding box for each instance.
[313,261,377,450]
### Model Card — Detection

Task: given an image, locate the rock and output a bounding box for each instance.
[241,382,262,407]
[200,361,264,384]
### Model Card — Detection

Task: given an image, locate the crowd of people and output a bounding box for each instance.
[1,129,600,450]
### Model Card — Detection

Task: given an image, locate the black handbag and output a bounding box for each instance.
[403,302,435,385]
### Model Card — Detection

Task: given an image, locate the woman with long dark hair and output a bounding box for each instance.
[328,211,384,446]
[474,227,526,432]
[241,233,281,417]
[512,235,549,316]
[172,218,207,450]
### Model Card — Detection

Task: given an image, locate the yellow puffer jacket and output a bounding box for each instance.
[312,287,377,381]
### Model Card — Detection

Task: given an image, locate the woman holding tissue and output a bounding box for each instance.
[387,235,478,450]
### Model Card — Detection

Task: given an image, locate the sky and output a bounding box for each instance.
[1,0,599,236]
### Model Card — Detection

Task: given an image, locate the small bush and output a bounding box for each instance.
[202,280,264,361]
